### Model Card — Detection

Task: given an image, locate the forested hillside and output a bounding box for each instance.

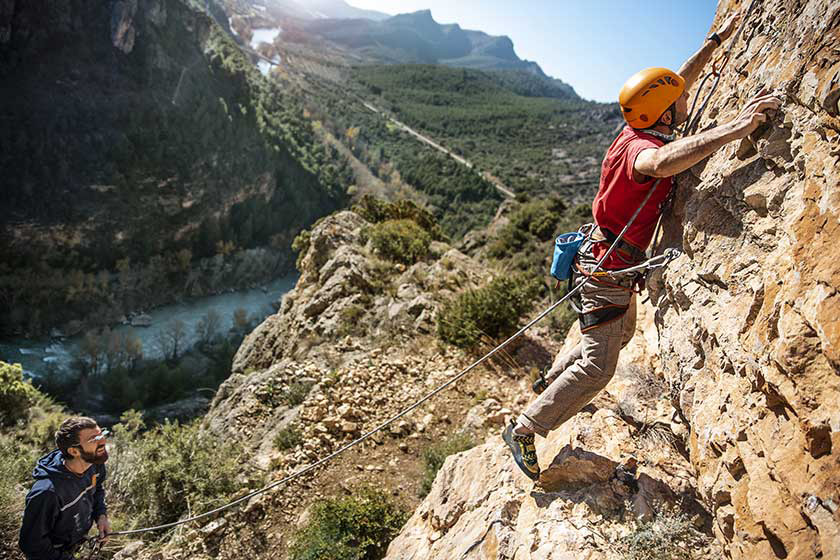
[0,0,351,336]
[353,65,621,200]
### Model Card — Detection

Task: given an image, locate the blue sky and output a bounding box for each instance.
[346,1,720,102]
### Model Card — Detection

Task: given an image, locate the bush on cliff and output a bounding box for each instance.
[289,487,408,560]
[0,362,41,426]
[437,275,537,348]
[365,219,432,265]
[107,412,247,529]
[616,505,712,560]
[352,195,445,241]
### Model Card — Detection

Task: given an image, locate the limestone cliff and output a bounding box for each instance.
[648,0,840,557]
[384,1,840,559]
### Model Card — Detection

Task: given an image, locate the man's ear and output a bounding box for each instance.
[661,110,673,125]
[66,447,79,459]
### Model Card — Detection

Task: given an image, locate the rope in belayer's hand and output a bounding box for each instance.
[99,180,665,542]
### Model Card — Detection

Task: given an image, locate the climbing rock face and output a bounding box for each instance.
[648,0,840,558]
[386,305,720,560]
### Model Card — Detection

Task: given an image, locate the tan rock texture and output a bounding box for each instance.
[647,1,840,558]
[385,304,720,560]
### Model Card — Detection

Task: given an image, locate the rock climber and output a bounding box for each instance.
[19,417,111,559]
[504,14,782,481]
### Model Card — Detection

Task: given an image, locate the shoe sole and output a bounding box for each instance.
[502,423,540,481]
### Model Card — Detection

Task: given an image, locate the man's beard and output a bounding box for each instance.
[79,445,109,465]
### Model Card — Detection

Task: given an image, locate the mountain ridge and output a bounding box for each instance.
[300,8,577,97]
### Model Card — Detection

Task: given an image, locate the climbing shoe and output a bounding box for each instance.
[503,421,540,481]
[532,366,549,395]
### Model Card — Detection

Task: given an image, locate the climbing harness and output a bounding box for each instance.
[684,0,761,135]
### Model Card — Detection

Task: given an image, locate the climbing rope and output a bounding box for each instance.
[684,0,762,135]
[99,177,665,542]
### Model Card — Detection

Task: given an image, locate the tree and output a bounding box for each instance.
[125,331,143,370]
[155,320,187,362]
[79,330,105,377]
[195,310,221,348]
[232,308,249,332]
[0,361,41,426]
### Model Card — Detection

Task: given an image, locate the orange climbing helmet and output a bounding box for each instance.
[619,67,686,129]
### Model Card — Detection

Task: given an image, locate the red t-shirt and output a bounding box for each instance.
[591,126,673,269]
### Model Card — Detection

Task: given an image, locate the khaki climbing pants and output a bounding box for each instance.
[517,243,638,437]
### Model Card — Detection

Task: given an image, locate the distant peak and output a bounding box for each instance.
[390,9,436,22]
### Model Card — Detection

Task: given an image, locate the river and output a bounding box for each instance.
[0,274,298,379]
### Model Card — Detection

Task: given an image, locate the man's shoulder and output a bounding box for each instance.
[26,478,58,501]
[625,127,665,148]
[611,126,663,149]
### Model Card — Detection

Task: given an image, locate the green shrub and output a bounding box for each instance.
[292,229,311,272]
[338,304,366,337]
[437,275,537,348]
[0,434,43,556]
[0,362,42,426]
[366,219,431,265]
[286,381,314,406]
[616,506,712,560]
[274,425,302,451]
[352,195,444,240]
[289,488,408,560]
[419,432,475,497]
[107,414,246,529]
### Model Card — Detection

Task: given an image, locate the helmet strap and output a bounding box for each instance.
[645,103,677,143]
[643,127,676,143]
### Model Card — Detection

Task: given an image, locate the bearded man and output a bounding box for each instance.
[19,417,111,559]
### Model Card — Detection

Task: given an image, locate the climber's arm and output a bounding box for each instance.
[635,90,782,179]
[678,14,738,90]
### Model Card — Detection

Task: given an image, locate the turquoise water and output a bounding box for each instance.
[0,274,297,379]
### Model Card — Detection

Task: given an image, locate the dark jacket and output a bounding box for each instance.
[18,450,107,560]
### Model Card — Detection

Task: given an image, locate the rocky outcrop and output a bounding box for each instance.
[231,210,484,372]
[207,208,487,468]
[385,304,719,559]
[646,1,840,558]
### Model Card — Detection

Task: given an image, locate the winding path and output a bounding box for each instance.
[360,101,516,199]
